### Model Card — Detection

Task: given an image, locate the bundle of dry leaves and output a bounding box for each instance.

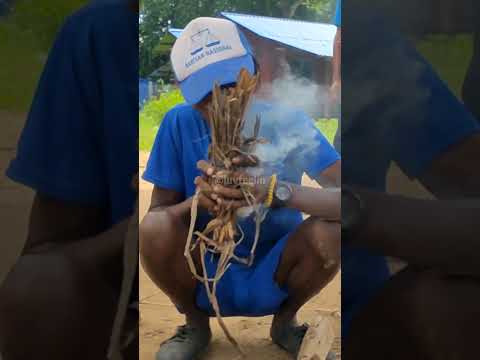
[184,69,268,356]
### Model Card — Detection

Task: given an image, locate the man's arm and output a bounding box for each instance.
[283,159,341,219]
[148,186,190,223]
[348,188,480,277]
[285,185,340,220]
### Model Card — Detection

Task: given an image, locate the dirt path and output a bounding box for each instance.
[138,152,341,360]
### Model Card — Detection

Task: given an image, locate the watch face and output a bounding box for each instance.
[276,184,291,201]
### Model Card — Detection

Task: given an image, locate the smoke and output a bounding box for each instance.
[236,68,327,218]
[241,63,328,177]
[270,67,329,119]
[236,59,333,218]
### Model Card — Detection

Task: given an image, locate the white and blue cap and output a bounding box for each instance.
[170,17,256,105]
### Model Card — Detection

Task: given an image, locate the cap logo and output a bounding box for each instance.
[185,28,233,69]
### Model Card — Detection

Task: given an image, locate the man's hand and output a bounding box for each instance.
[195,156,266,214]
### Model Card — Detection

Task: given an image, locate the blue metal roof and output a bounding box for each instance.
[221,12,336,57]
[168,28,184,39]
[167,14,336,57]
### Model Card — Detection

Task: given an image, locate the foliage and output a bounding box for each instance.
[139,88,184,150]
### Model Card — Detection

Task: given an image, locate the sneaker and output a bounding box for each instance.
[156,325,211,360]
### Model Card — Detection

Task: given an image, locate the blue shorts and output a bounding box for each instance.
[194,232,291,317]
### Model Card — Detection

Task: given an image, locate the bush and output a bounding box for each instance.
[139,88,184,151]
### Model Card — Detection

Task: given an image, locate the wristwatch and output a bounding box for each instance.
[273,181,293,208]
[341,186,365,244]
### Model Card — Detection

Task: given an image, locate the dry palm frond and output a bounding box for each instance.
[184,69,269,357]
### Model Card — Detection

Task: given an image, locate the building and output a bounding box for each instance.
[168,12,336,84]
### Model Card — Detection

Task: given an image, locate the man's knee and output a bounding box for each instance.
[350,270,480,358]
[0,253,112,358]
[139,210,185,261]
[305,217,340,271]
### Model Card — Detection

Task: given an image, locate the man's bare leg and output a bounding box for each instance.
[272,217,341,355]
[139,210,211,358]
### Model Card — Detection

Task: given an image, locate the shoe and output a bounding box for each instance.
[155,325,211,360]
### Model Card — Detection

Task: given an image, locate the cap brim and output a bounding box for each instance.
[178,54,255,105]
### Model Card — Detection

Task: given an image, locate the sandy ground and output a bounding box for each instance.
[138,152,341,360]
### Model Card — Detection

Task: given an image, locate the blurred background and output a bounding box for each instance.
[139,0,339,152]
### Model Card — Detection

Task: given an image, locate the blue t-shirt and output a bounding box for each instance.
[342,9,480,337]
[143,100,340,258]
[334,0,341,27]
[6,0,138,225]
